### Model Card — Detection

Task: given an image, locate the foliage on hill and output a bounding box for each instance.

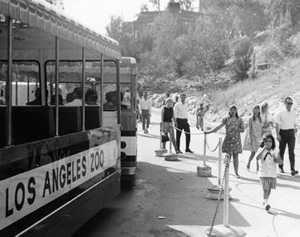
[106,0,300,95]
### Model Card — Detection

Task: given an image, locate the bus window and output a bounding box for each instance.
[121,85,131,110]
[103,88,117,111]
[0,61,40,105]
[46,61,98,104]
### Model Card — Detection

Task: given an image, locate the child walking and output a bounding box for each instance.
[243,105,263,172]
[196,102,209,131]
[256,133,282,211]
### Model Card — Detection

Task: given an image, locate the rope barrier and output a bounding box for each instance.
[207,155,230,236]
[205,136,220,152]
[170,124,205,135]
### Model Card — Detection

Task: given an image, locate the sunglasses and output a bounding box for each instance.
[286,102,293,105]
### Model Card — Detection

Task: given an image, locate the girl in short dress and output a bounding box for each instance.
[260,102,273,135]
[256,133,282,211]
[206,105,245,178]
[243,105,263,171]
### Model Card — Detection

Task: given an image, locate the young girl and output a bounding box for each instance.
[196,102,209,131]
[243,105,263,171]
[256,133,282,211]
[260,102,273,135]
[206,105,244,178]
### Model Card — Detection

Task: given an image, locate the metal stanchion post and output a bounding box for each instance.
[218,138,222,186]
[223,158,230,227]
[206,137,223,199]
[197,132,212,177]
[154,122,167,157]
[164,126,178,161]
[203,133,207,166]
[206,155,246,237]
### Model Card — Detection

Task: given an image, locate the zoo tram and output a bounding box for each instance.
[0,0,137,236]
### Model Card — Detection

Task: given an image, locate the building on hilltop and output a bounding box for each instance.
[130,8,201,38]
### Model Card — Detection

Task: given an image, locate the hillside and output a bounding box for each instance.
[151,56,300,129]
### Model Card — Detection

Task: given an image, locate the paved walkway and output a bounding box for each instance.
[149,108,300,237]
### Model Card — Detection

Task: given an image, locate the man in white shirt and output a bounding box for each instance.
[139,91,152,134]
[174,93,193,153]
[275,96,298,176]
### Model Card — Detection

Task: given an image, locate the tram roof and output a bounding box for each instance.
[0,0,121,59]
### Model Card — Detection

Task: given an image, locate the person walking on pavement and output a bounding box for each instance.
[244,105,263,172]
[205,105,245,178]
[256,133,282,211]
[275,96,298,176]
[261,102,274,136]
[174,93,193,154]
[162,92,171,106]
[161,98,179,153]
[140,91,152,134]
[196,102,209,131]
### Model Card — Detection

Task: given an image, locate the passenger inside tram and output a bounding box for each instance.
[104,91,117,110]
[0,97,5,105]
[85,88,99,105]
[65,87,84,106]
[50,94,63,105]
[26,87,41,105]
[66,92,73,103]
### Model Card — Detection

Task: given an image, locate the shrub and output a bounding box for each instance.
[232,37,254,82]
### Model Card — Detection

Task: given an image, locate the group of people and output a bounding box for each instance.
[139,91,210,154]
[26,87,99,106]
[138,92,190,152]
[141,91,298,212]
[205,96,298,211]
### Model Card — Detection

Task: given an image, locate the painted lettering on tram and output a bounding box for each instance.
[42,156,87,198]
[0,141,119,230]
[5,177,36,218]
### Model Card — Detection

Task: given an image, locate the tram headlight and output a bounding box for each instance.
[121,152,127,159]
[121,141,126,149]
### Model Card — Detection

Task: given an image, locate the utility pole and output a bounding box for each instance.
[158,0,160,11]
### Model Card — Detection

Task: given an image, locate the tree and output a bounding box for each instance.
[189,7,230,77]
[106,16,125,43]
[270,0,300,28]
[232,37,253,81]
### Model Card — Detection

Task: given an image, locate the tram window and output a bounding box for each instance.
[120,84,131,110]
[0,61,40,105]
[103,84,117,111]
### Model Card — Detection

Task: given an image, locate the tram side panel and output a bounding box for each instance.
[0,126,121,237]
[120,111,137,184]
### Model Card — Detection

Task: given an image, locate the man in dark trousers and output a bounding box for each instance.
[174,93,193,154]
[275,96,298,176]
[139,91,152,134]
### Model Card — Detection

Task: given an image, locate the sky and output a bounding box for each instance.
[63,0,197,35]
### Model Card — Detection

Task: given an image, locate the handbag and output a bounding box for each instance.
[161,132,169,143]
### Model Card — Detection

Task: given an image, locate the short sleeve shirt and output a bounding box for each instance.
[275,109,297,130]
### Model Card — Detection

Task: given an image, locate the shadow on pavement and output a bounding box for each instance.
[73,161,253,237]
